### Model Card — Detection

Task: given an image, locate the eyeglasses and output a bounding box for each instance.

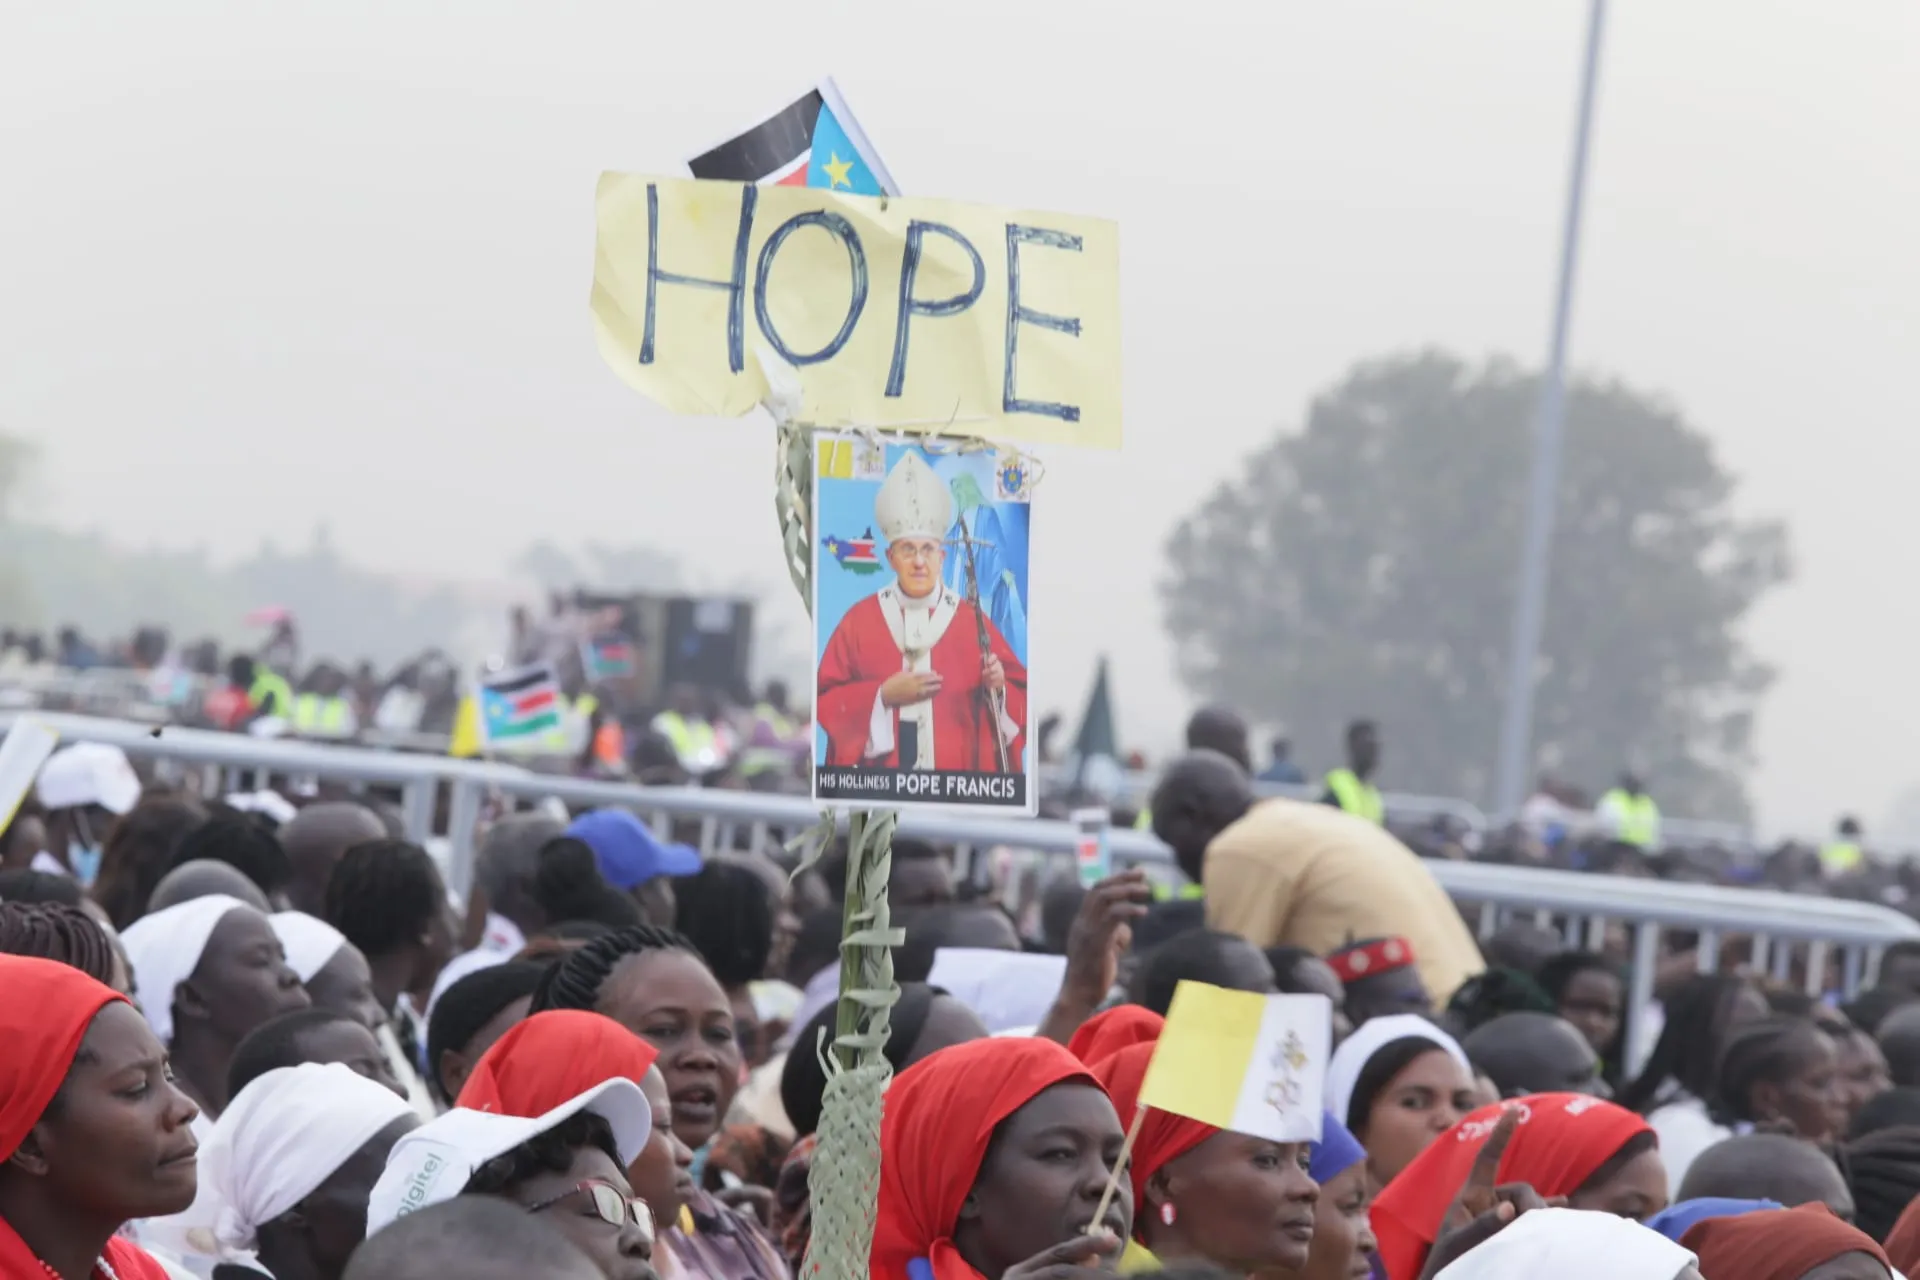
[526,1179,657,1247]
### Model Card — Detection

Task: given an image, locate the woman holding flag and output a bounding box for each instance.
[1089,1041,1320,1276]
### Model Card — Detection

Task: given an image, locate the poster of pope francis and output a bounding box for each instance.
[811,432,1034,812]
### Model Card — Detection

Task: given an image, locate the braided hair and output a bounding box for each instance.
[1714,1015,1831,1127]
[673,860,775,989]
[531,924,701,1014]
[0,901,119,987]
[324,839,445,961]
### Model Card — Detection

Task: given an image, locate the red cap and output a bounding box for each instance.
[1327,937,1416,984]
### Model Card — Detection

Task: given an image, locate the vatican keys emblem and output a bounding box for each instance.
[1263,1031,1311,1121]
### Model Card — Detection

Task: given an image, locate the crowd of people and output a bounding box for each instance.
[8,619,1899,891]
[1137,707,1916,926]
[5,713,1920,1280]
[0,616,817,790]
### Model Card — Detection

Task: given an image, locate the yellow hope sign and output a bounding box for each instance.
[591,175,1121,449]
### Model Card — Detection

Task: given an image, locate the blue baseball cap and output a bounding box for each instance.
[564,809,703,889]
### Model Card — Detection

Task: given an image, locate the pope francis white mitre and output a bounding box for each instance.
[816,452,1027,773]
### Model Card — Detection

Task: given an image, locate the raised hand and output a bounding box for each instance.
[1002,1233,1124,1279]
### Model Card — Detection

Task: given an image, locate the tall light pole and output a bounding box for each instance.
[1492,0,1608,818]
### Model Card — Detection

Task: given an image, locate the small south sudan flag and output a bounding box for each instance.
[688,78,899,197]
[479,662,562,745]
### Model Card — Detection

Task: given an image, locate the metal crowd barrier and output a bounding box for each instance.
[9,677,1758,852]
[5,713,1907,1071]
[1042,762,1755,854]
[1037,763,1497,834]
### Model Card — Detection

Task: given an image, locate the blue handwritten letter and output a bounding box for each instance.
[754,212,870,366]
[885,221,986,398]
[1003,224,1083,422]
[641,183,756,374]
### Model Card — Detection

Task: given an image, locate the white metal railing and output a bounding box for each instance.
[9,676,1759,850]
[1039,762,1754,853]
[4,712,1905,1069]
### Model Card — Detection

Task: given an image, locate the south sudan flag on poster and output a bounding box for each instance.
[688,77,899,197]
[478,662,563,745]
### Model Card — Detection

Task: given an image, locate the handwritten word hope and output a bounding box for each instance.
[590,175,1122,450]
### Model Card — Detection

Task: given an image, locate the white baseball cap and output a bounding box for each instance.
[35,743,141,815]
[364,1078,650,1238]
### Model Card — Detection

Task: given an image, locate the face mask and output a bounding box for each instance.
[69,842,103,887]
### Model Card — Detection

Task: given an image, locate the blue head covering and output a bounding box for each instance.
[564,808,702,889]
[1643,1197,1783,1242]
[1309,1110,1367,1184]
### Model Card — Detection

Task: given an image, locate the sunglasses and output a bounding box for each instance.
[527,1179,657,1246]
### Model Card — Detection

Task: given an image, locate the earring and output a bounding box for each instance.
[1159,1202,1177,1227]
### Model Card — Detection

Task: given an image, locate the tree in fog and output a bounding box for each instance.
[1161,351,1790,821]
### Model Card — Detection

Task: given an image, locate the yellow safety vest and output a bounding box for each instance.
[1600,789,1660,848]
[292,693,353,737]
[1325,768,1384,824]
[1150,882,1205,902]
[1134,807,1153,832]
[654,711,717,761]
[1821,840,1864,877]
[249,669,294,719]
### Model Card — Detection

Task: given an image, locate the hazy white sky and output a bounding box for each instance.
[2,1,1916,840]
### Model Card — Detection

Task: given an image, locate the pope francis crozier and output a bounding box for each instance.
[817,453,1028,773]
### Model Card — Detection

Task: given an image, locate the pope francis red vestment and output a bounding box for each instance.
[817,583,1027,772]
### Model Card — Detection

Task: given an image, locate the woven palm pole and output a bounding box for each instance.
[772,397,902,1280]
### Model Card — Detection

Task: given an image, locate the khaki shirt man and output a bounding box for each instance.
[1203,797,1483,1004]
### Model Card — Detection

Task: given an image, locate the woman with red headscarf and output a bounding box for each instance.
[1089,1041,1318,1276]
[457,1010,748,1280]
[0,954,201,1279]
[1371,1094,1669,1280]
[872,1038,1130,1280]
[1066,1007,1164,1066]
[1681,1203,1890,1279]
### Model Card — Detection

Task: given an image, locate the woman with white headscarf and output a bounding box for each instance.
[1326,1012,1479,1185]
[269,914,382,1031]
[183,1062,419,1280]
[121,895,310,1134]
[270,913,437,1120]
[1429,1207,1699,1279]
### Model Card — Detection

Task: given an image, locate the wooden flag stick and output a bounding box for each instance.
[1086,1105,1149,1237]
